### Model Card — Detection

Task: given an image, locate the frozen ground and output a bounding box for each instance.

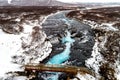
[67,6,120,80]
[0,6,120,80]
[0,29,23,77]
[0,15,52,79]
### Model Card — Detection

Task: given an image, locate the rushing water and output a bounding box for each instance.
[47,30,75,64]
[45,30,75,80]
[40,10,94,80]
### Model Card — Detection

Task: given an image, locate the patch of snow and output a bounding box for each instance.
[115,60,120,80]
[0,29,24,77]
[2,76,27,80]
[83,20,99,29]
[85,7,93,10]
[22,23,35,34]
[15,18,21,22]
[12,76,27,80]
[79,30,90,43]
[79,36,89,43]
[0,18,52,78]
[85,5,120,10]
[96,14,102,17]
[83,20,119,31]
[40,13,54,26]
[85,40,104,74]
[100,23,119,31]
[73,73,96,80]
[8,0,12,4]
[98,36,108,50]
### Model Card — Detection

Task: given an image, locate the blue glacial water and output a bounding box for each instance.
[46,30,75,80]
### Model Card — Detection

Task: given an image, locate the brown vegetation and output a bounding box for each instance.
[67,7,120,80]
[67,7,120,23]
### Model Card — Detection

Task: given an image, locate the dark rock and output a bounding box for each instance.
[42,11,95,67]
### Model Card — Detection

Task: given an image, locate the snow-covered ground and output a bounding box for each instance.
[0,29,23,77]
[83,19,120,80]
[0,15,52,79]
[0,8,120,80]
[74,73,96,80]
[85,40,103,74]
[83,20,119,31]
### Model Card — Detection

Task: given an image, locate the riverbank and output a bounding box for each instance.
[67,6,120,80]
